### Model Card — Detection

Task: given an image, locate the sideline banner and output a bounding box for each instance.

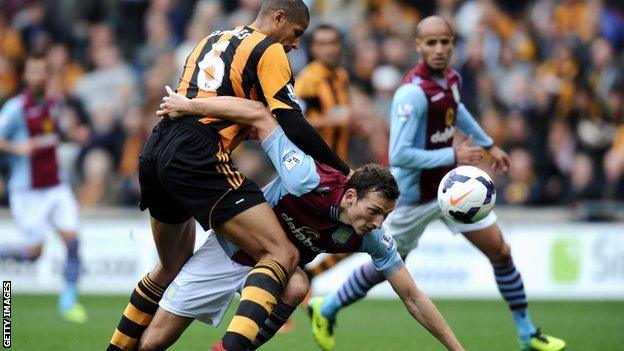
[1,214,622,299]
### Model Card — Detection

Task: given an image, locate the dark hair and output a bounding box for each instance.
[309,24,342,45]
[345,164,400,201]
[258,0,310,24]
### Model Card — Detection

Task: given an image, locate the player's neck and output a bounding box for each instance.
[250,18,272,36]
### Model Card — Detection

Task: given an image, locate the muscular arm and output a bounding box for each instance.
[158,86,278,140]
[386,267,465,351]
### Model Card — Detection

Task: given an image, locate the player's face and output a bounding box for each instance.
[23,58,48,95]
[343,190,396,235]
[310,29,342,68]
[415,24,453,72]
[272,15,307,53]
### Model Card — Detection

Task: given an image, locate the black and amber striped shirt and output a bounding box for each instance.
[177,26,301,153]
[295,61,351,162]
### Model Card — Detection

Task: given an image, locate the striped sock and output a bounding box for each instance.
[493,259,536,341]
[306,253,352,279]
[108,274,165,350]
[320,260,385,321]
[250,301,295,350]
[222,260,288,351]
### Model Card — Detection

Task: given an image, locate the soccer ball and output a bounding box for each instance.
[437,166,497,224]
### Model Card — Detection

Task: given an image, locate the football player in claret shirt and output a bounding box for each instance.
[134,89,466,351]
[0,54,86,323]
[310,16,566,351]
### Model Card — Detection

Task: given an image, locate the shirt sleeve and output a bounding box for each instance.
[389,84,455,169]
[359,228,404,277]
[261,126,321,197]
[0,98,22,140]
[455,103,494,147]
[257,43,302,112]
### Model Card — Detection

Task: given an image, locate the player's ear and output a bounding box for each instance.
[274,10,285,26]
[344,188,357,206]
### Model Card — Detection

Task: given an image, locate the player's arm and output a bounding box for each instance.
[456,103,510,172]
[0,99,34,156]
[157,86,278,140]
[386,267,465,351]
[258,44,350,176]
[361,230,464,351]
[389,85,482,168]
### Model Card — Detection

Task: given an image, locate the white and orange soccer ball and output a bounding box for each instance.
[437,165,497,224]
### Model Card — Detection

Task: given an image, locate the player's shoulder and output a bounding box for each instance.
[313,161,348,193]
[362,228,396,253]
[297,61,325,81]
[0,94,26,115]
[393,82,426,103]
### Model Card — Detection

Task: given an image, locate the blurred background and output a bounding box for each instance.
[0,0,623,213]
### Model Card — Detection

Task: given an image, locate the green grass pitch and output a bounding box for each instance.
[8,294,624,350]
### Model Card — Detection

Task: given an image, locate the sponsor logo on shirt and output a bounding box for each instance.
[281,213,326,253]
[381,234,395,251]
[430,126,455,143]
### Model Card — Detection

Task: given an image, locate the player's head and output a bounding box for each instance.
[415,16,454,73]
[23,53,48,95]
[341,164,400,235]
[256,0,310,53]
[309,24,343,68]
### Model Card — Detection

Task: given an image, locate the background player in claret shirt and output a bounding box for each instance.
[310,17,566,351]
[107,1,351,350]
[0,54,86,323]
[140,91,465,351]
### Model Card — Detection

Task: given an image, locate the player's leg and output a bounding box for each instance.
[461,219,565,351]
[108,129,197,350]
[137,309,193,351]
[250,267,309,350]
[142,233,252,350]
[213,202,299,351]
[50,183,87,323]
[0,189,46,261]
[108,218,195,351]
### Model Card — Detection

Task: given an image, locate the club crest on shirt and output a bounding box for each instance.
[281,149,302,171]
[445,108,456,126]
[332,226,355,244]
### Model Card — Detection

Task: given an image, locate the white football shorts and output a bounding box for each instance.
[159,232,251,326]
[9,183,80,245]
[385,200,497,256]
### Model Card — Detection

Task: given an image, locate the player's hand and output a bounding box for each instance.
[454,135,483,165]
[157,85,191,119]
[487,145,510,174]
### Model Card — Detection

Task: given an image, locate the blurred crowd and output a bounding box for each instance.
[0,0,623,210]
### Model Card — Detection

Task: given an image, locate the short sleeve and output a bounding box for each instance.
[257,43,302,112]
[359,228,404,277]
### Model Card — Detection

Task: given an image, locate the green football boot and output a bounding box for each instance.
[308,297,335,351]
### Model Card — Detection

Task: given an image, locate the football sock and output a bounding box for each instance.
[492,258,536,341]
[321,260,385,321]
[250,300,296,349]
[59,238,80,311]
[222,260,288,351]
[108,274,165,350]
[305,253,352,279]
